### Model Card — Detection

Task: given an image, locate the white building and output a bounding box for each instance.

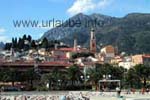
[118,56,134,70]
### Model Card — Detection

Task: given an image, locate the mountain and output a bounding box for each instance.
[0,42,4,49]
[42,13,150,54]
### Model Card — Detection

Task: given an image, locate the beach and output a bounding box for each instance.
[1,91,150,100]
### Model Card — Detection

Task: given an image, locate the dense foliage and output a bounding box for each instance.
[4,35,61,51]
[71,52,94,59]
[1,64,149,91]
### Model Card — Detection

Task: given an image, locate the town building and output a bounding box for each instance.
[118,56,134,70]
[132,54,150,66]
[111,56,123,64]
[100,45,115,63]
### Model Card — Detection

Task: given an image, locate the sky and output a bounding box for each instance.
[0,0,150,42]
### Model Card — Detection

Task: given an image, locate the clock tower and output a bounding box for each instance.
[90,28,96,53]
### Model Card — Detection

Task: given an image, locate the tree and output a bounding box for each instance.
[31,40,37,49]
[41,38,49,49]
[23,34,27,40]
[12,37,18,49]
[4,43,12,50]
[40,73,52,90]
[9,69,19,86]
[12,38,15,47]
[67,65,81,87]
[0,68,10,82]
[111,66,126,80]
[87,67,101,89]
[126,68,140,88]
[27,35,32,42]
[18,38,24,50]
[72,52,94,59]
[25,68,39,89]
[50,68,63,90]
[134,64,150,87]
[0,68,21,86]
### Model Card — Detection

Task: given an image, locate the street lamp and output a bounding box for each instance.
[123,70,127,90]
[103,74,111,80]
[58,79,61,82]
[80,75,90,90]
[102,74,112,91]
[57,79,61,90]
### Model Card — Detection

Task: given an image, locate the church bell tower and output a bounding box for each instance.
[90,28,96,53]
[74,34,77,51]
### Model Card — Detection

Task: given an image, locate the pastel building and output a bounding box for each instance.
[118,56,134,70]
[100,45,115,63]
[132,54,150,66]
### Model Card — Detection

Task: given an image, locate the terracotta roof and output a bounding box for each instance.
[59,48,74,52]
[0,61,72,67]
[143,54,150,58]
[50,55,69,59]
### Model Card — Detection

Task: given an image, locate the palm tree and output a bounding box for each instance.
[40,73,52,90]
[111,66,126,80]
[25,68,39,89]
[0,68,10,83]
[0,68,21,87]
[9,69,19,86]
[67,64,81,87]
[126,68,140,88]
[87,67,102,90]
[134,64,150,87]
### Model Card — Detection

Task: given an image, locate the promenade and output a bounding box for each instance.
[1,91,150,100]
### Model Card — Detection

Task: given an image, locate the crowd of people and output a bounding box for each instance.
[0,92,93,100]
[0,91,120,100]
[1,88,150,100]
[126,88,150,94]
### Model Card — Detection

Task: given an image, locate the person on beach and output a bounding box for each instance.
[131,88,136,94]
[79,92,90,100]
[60,95,66,100]
[146,88,149,94]
[141,87,145,95]
[127,88,131,94]
[116,87,121,97]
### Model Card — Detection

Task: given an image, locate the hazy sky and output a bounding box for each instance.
[0,0,150,42]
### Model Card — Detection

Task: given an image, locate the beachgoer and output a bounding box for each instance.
[127,88,131,94]
[116,87,121,97]
[142,87,145,95]
[60,95,66,100]
[131,88,136,94]
[146,88,149,94]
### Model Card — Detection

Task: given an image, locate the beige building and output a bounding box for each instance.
[51,48,74,59]
[101,45,115,58]
[111,56,123,64]
[100,45,115,63]
[118,56,134,70]
[132,54,150,66]
[119,61,133,70]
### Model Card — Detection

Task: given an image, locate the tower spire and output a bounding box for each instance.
[90,28,96,53]
[74,34,77,51]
